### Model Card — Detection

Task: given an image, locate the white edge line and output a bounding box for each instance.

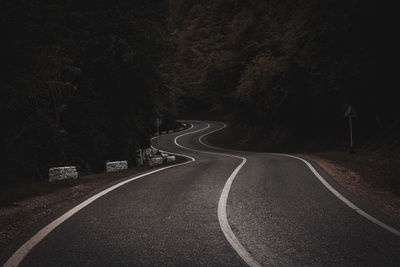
[200,123,400,237]
[270,153,400,237]
[4,124,203,267]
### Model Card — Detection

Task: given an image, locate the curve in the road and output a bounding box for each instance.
[173,123,261,267]
[5,122,259,267]
[4,125,201,267]
[5,121,400,267]
[270,153,400,237]
[197,126,400,237]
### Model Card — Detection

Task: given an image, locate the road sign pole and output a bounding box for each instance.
[344,105,356,153]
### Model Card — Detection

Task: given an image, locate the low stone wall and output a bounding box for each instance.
[106,161,128,173]
[49,166,78,182]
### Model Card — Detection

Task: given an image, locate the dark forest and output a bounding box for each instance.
[1,0,398,182]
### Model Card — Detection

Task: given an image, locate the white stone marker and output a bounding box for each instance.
[166,156,176,163]
[148,157,163,166]
[49,166,78,182]
[106,161,128,173]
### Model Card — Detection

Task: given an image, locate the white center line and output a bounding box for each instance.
[174,122,262,267]
[199,123,400,237]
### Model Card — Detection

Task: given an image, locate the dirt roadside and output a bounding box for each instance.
[298,154,400,223]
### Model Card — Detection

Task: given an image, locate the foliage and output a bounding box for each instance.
[0,0,397,182]
[0,0,175,180]
[167,0,396,145]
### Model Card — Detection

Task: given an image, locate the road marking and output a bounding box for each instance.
[151,123,196,162]
[174,122,261,267]
[173,122,208,151]
[11,120,393,267]
[199,122,400,237]
[3,125,203,267]
[271,153,400,237]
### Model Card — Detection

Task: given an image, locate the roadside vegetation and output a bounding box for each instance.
[167,0,398,197]
[0,0,179,183]
[1,1,397,198]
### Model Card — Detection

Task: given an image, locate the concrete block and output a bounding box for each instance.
[49,166,78,182]
[106,161,128,173]
[161,131,167,135]
[166,156,176,163]
[148,157,163,166]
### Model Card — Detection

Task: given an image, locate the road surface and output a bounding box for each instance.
[2,121,400,266]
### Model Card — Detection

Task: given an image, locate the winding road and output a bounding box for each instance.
[3,121,400,266]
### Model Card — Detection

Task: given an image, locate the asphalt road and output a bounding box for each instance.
[3,121,400,266]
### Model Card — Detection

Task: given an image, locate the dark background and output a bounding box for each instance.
[0,0,397,182]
